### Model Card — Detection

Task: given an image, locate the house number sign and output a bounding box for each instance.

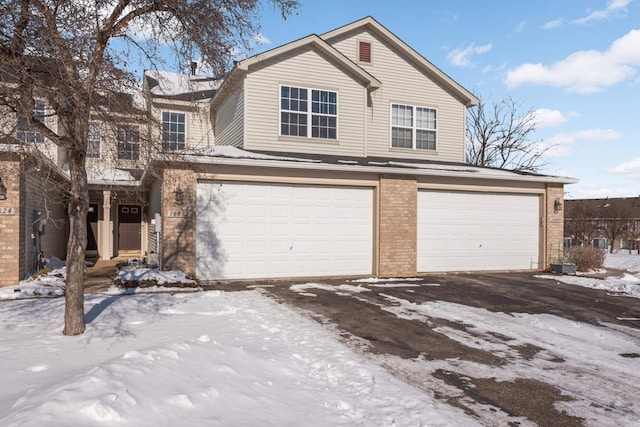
[0,207,16,215]
[169,210,192,218]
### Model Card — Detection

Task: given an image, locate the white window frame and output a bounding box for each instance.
[279,85,338,140]
[162,111,187,151]
[16,100,46,143]
[592,238,607,249]
[87,121,101,158]
[117,124,140,161]
[390,103,437,150]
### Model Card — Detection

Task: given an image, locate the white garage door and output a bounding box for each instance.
[418,190,540,272]
[196,181,374,280]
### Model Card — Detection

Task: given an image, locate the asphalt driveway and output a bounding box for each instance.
[213,272,640,426]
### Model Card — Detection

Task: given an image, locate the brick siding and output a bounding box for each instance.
[378,175,417,277]
[160,167,196,277]
[546,184,565,268]
[0,159,23,285]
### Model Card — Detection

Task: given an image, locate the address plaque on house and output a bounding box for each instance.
[168,210,192,218]
[0,207,16,215]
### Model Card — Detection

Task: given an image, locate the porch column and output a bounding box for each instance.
[101,190,113,259]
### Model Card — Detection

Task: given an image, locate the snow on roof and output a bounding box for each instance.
[145,70,221,97]
[86,166,137,183]
[185,146,319,162]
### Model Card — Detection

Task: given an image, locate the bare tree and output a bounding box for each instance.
[466,96,549,173]
[0,0,298,335]
[596,200,635,254]
[564,201,599,247]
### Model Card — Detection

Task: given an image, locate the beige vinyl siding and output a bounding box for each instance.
[148,179,162,258]
[23,172,67,275]
[243,46,366,157]
[153,103,214,151]
[328,29,467,163]
[214,82,244,147]
[187,104,214,149]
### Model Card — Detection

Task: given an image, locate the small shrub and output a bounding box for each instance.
[564,246,605,272]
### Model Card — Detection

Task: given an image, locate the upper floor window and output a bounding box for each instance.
[117,125,140,161]
[87,121,101,158]
[280,86,337,140]
[16,100,45,143]
[162,111,186,151]
[391,103,437,150]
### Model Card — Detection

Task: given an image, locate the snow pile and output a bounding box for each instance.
[537,253,640,298]
[539,272,640,298]
[0,257,67,300]
[115,267,196,287]
[0,290,475,426]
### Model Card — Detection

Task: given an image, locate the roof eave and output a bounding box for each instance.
[152,154,578,185]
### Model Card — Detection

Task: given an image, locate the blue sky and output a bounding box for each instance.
[247,0,640,200]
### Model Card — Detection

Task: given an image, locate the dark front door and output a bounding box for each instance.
[118,205,141,253]
[87,204,99,252]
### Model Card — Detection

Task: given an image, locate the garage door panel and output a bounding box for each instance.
[418,191,539,272]
[197,181,373,280]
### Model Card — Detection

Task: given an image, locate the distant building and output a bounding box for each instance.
[564,197,640,253]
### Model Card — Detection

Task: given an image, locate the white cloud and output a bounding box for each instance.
[447,43,492,67]
[530,108,569,128]
[568,184,639,199]
[515,21,526,32]
[541,128,622,157]
[505,29,640,93]
[607,157,640,178]
[543,19,563,30]
[573,0,632,25]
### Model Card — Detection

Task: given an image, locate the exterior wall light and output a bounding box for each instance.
[554,198,563,213]
[0,177,7,200]
[174,187,184,205]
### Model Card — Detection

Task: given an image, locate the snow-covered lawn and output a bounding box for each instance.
[0,290,473,426]
[605,252,640,273]
[0,254,638,426]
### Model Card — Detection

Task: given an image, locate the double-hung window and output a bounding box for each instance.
[391,103,437,150]
[16,100,45,143]
[117,125,140,161]
[87,121,101,158]
[162,111,186,151]
[280,86,337,140]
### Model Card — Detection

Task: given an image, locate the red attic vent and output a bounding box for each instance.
[359,41,372,63]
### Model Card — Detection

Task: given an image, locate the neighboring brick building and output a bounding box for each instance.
[564,197,640,253]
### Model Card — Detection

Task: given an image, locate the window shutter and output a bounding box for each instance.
[359,41,371,63]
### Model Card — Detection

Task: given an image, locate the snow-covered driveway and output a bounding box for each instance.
[263,266,640,427]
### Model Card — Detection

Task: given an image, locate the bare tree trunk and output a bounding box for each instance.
[63,149,88,336]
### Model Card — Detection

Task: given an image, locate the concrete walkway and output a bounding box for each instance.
[84,259,119,294]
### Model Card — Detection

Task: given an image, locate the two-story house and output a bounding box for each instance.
[142,17,576,281]
[0,16,577,286]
